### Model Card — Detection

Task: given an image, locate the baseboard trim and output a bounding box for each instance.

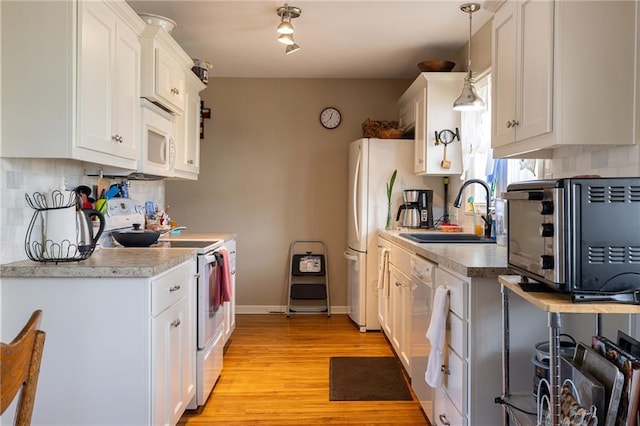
[237,305,350,315]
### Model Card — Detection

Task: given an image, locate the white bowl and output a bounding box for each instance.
[138,13,177,34]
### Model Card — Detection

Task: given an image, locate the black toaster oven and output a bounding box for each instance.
[504,177,640,303]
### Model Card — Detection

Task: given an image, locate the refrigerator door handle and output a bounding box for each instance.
[352,146,362,243]
[344,250,359,271]
[343,250,358,261]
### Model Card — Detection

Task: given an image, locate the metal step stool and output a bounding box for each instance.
[286,240,330,316]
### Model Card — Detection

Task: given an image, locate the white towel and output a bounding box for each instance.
[377,248,390,296]
[425,286,450,388]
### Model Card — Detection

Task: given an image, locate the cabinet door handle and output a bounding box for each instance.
[169,284,181,292]
[440,365,450,375]
[395,281,402,287]
[194,273,200,279]
[187,159,194,164]
[171,319,181,328]
[438,414,451,425]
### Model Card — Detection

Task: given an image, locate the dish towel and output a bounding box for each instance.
[219,247,232,303]
[377,248,390,296]
[425,286,450,388]
[212,248,232,308]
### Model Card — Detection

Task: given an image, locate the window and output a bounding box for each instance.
[461,72,545,207]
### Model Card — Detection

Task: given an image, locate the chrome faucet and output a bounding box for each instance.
[453,179,493,239]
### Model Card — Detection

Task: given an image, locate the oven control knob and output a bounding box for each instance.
[540,255,554,270]
[539,223,554,237]
[538,201,554,215]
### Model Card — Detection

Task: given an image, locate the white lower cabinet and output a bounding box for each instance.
[378,233,535,426]
[151,260,197,426]
[378,236,414,373]
[0,258,197,426]
[223,239,237,344]
[389,264,412,371]
[377,238,393,336]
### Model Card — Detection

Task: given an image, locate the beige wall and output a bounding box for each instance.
[165,78,410,310]
[454,18,493,74]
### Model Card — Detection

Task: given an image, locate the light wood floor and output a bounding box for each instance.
[179,314,430,425]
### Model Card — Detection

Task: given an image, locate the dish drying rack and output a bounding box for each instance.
[24,190,96,263]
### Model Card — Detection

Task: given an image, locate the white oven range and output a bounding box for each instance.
[161,239,226,409]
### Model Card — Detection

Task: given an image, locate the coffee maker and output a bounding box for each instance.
[396,190,421,228]
[418,189,434,229]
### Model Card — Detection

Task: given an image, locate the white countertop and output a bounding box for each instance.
[379,229,511,278]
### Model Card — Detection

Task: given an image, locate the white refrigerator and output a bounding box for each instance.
[345,138,426,331]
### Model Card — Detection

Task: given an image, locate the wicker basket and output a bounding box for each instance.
[361,119,400,138]
[377,129,404,139]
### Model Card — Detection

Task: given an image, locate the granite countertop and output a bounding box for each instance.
[0,232,237,279]
[158,232,236,243]
[379,229,512,278]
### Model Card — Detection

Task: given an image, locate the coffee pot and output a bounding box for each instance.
[76,208,105,255]
[417,189,434,229]
[396,190,421,228]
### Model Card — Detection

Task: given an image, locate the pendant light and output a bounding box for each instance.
[453,3,485,111]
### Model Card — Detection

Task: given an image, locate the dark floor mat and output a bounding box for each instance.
[329,356,413,401]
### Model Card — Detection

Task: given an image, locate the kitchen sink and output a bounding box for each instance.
[399,232,496,244]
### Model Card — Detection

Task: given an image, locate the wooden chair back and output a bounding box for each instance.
[1,310,46,426]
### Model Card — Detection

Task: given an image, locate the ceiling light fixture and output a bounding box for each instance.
[276,4,302,53]
[278,33,295,46]
[286,43,300,55]
[453,3,485,111]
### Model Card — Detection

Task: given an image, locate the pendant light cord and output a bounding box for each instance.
[467,9,472,72]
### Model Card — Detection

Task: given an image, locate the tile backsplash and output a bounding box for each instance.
[0,158,164,264]
[551,144,639,178]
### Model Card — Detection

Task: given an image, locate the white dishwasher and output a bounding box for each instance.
[409,255,436,415]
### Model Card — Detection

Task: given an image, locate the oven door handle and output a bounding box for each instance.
[502,191,545,201]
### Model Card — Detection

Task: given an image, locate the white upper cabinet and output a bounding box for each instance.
[492,0,639,158]
[0,0,144,169]
[398,73,465,176]
[78,0,140,162]
[139,26,193,116]
[173,72,206,179]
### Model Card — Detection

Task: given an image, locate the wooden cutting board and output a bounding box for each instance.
[96,177,110,199]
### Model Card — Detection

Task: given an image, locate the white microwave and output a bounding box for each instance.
[139,98,176,177]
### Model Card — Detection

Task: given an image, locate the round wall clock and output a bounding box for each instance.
[320,107,341,129]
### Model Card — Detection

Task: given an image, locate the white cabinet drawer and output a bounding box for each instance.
[151,261,193,316]
[389,243,412,273]
[434,387,467,426]
[442,348,467,415]
[435,268,467,319]
[446,311,467,358]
